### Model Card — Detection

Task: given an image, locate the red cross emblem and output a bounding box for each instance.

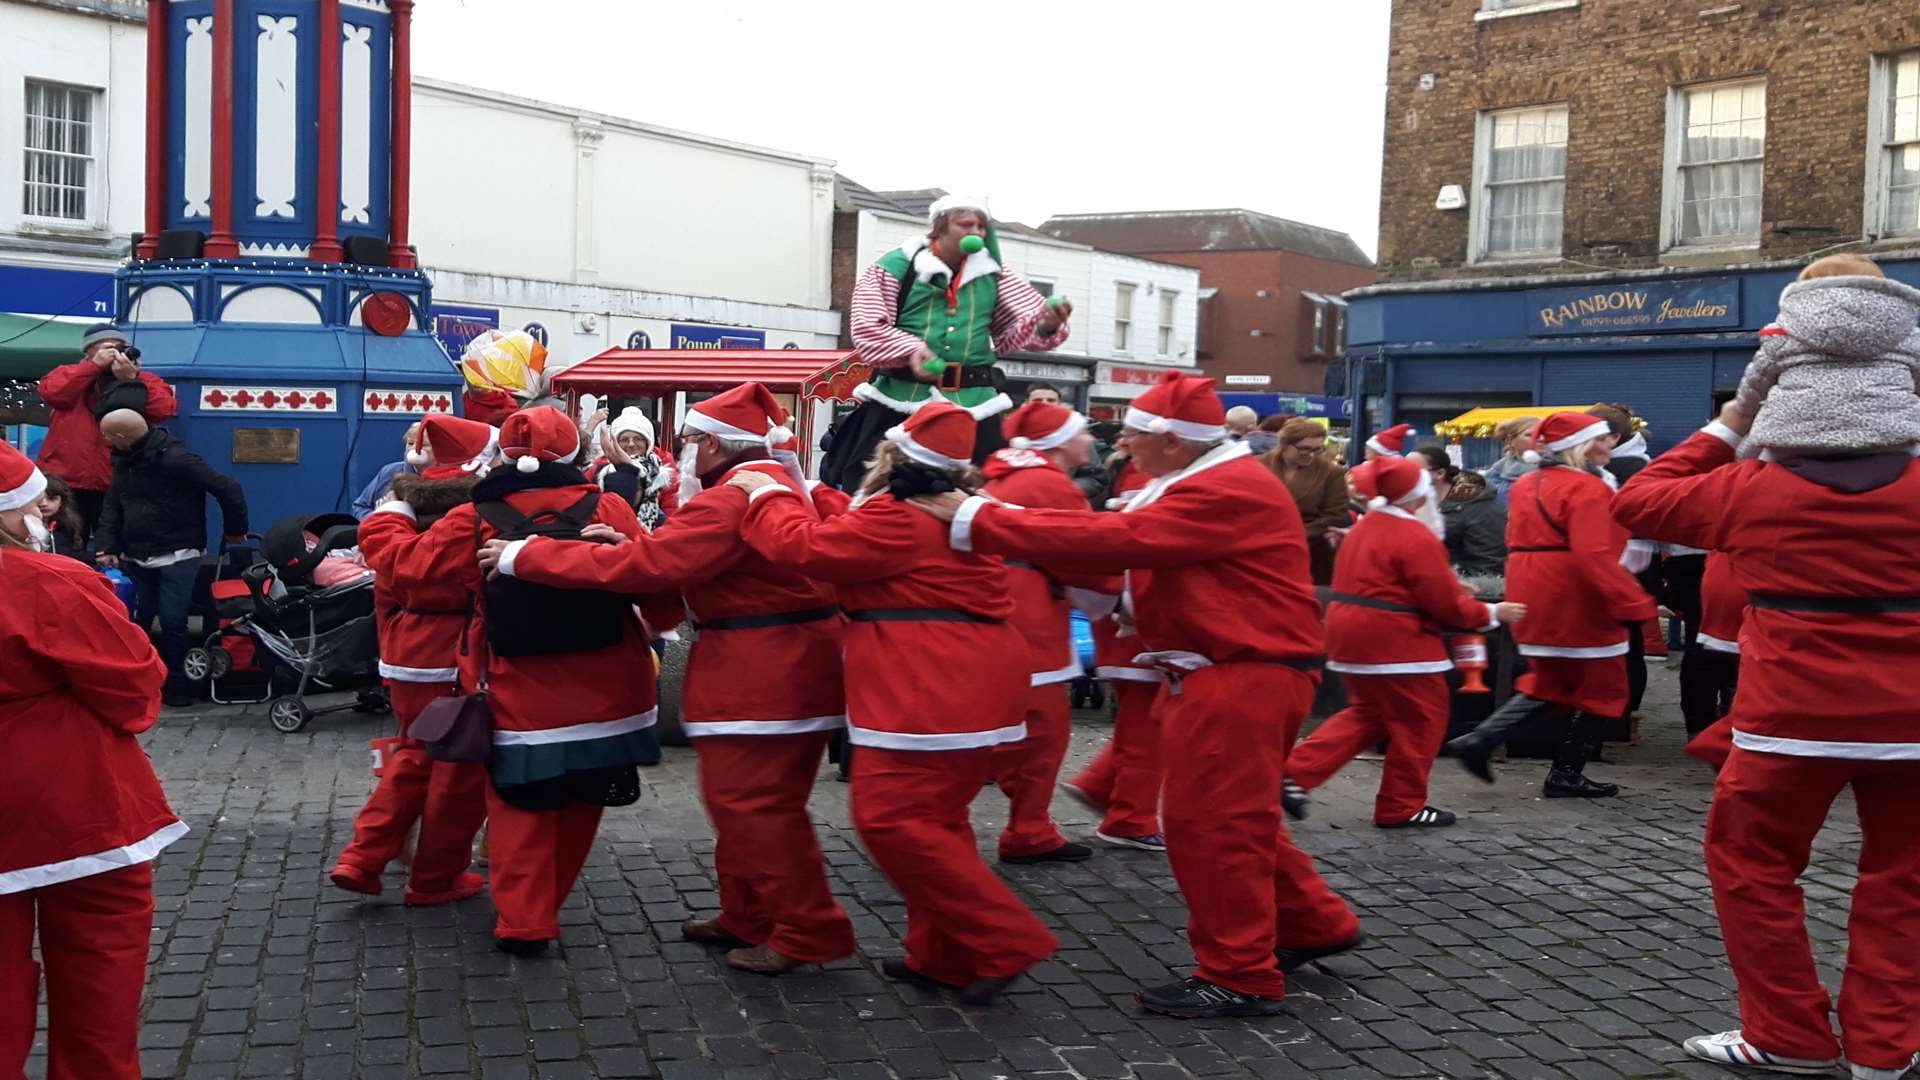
[365,392,381,410]
[383,393,400,410]
[311,391,333,409]
[285,391,308,409]
[402,394,419,411]
[232,390,255,408]
[205,389,229,407]
[433,395,450,411]
[259,391,282,409]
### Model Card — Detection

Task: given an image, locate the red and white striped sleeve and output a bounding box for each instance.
[991,270,1070,354]
[850,264,930,371]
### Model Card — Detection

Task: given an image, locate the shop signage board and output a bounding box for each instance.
[430,304,499,359]
[1527,277,1741,336]
[1002,359,1089,383]
[671,324,766,349]
[0,264,114,318]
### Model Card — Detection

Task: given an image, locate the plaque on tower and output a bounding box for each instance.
[232,427,302,465]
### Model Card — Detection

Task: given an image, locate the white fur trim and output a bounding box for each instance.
[1015,411,1087,452]
[847,720,1027,751]
[1394,470,1435,508]
[491,709,658,746]
[1731,729,1920,760]
[496,537,531,578]
[1695,632,1741,654]
[0,465,47,512]
[1095,665,1163,683]
[1123,441,1252,513]
[686,408,771,443]
[378,661,460,682]
[683,714,847,737]
[1482,603,1501,630]
[1703,421,1744,449]
[372,500,416,520]
[1030,652,1085,686]
[1544,419,1613,453]
[0,819,188,895]
[1009,437,1032,449]
[966,393,1014,420]
[1516,641,1631,659]
[745,483,794,505]
[1364,436,1397,456]
[1327,659,1455,675]
[950,495,990,552]
[928,193,989,223]
[886,425,970,471]
[853,380,931,414]
[902,236,1001,291]
[1131,649,1214,672]
[1124,405,1226,442]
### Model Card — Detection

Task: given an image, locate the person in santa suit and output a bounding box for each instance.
[0,441,187,1080]
[977,401,1124,860]
[1613,392,1920,1079]
[1680,551,1744,739]
[1284,456,1526,829]
[724,398,1055,1005]
[330,415,496,905]
[1363,422,1417,461]
[903,371,1362,1019]
[360,407,661,956]
[1060,458,1169,850]
[476,383,857,975]
[1443,412,1655,798]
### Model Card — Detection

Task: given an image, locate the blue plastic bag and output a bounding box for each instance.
[101,567,137,618]
[1070,610,1096,672]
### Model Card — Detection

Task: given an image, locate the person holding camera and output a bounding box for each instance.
[34,325,178,538]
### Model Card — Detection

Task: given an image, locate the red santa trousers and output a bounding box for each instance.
[991,685,1074,857]
[1160,664,1361,999]
[1516,656,1630,718]
[1069,680,1164,837]
[0,863,153,1080]
[1706,748,1920,1070]
[696,732,856,963]
[335,681,489,898]
[1287,673,1451,824]
[486,791,604,942]
[852,745,1059,985]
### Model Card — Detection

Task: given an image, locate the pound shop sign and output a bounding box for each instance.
[1527,277,1741,336]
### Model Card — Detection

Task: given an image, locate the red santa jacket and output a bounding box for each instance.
[1614,426,1920,758]
[1324,506,1497,675]
[1091,463,1159,683]
[359,464,659,782]
[954,442,1324,668]
[740,485,1028,751]
[1503,465,1654,658]
[982,448,1120,684]
[1694,551,1745,655]
[360,472,479,685]
[498,459,845,735]
[1,548,185,894]
[34,362,178,491]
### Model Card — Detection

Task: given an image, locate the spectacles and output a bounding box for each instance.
[1291,443,1326,455]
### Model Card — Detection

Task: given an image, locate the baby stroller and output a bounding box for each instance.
[183,513,387,733]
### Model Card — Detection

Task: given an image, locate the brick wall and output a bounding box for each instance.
[1379,0,1920,283]
[1145,250,1377,392]
[829,210,859,348]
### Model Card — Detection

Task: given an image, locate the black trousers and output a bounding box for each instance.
[1469,692,1605,774]
[1659,554,1707,646]
[71,487,106,541]
[821,399,1007,492]
[1679,646,1740,736]
[1625,629,1649,716]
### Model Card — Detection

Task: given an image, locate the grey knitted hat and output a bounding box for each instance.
[1742,275,1920,455]
[81,322,128,352]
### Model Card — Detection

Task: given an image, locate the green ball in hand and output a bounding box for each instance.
[922,358,948,376]
[1046,295,1068,308]
[959,235,985,255]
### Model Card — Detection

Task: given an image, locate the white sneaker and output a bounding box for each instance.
[1847,1052,1920,1080]
[1683,1031,1840,1075]
[1094,830,1166,852]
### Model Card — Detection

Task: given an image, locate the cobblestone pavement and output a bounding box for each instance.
[29,667,1870,1080]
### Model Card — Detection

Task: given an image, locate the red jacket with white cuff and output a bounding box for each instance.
[981,449,1122,685]
[739,484,1028,751]
[1324,506,1497,675]
[1504,465,1654,659]
[498,460,846,735]
[1694,551,1745,655]
[359,473,478,685]
[1614,424,1920,758]
[952,443,1324,669]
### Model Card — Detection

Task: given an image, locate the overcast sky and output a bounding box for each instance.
[412,1,1392,257]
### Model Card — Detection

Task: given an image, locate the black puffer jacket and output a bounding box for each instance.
[1441,486,1508,577]
[96,428,249,559]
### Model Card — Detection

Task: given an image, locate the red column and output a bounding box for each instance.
[309,0,343,262]
[138,0,169,260]
[384,0,415,268]
[203,0,238,258]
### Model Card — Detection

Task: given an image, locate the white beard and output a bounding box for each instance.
[22,514,52,552]
[1411,498,1446,542]
[677,443,703,505]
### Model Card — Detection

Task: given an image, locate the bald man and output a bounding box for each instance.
[94,409,249,706]
[1226,406,1259,438]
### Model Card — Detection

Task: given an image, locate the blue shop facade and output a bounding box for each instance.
[1339,256,1920,467]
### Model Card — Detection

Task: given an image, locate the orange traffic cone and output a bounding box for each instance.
[1452,635,1491,693]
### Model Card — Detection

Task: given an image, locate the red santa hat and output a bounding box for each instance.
[409,415,498,478]
[686,382,794,445]
[1365,423,1417,457]
[885,398,979,470]
[0,441,47,513]
[1124,371,1227,441]
[1524,411,1613,464]
[500,406,582,474]
[1351,455,1432,511]
[1003,401,1087,451]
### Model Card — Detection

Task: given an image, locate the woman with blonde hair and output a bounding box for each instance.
[1444,412,1655,797]
[1483,415,1540,505]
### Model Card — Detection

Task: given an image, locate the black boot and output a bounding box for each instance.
[1543,768,1618,798]
[1544,713,1619,798]
[1443,694,1561,782]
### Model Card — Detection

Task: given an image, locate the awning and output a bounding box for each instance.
[1435,405,1600,439]
[552,349,870,401]
[0,313,86,380]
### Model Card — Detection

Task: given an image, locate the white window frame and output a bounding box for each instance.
[1866,50,1920,240]
[1661,77,1768,252]
[1155,288,1177,356]
[1114,282,1136,354]
[21,79,106,230]
[1475,0,1579,20]
[1469,103,1570,263]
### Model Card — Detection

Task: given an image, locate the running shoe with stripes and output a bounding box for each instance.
[1847,1051,1920,1080]
[1682,1030,1840,1074]
[1137,976,1285,1018]
[1281,779,1309,821]
[1377,806,1457,829]
[1095,830,1166,852]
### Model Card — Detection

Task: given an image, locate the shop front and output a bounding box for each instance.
[1088,359,1203,421]
[1001,355,1095,409]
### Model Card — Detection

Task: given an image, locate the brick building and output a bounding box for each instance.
[1041,210,1376,400]
[1348,0,1920,461]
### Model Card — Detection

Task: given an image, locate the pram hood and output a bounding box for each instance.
[262,513,359,588]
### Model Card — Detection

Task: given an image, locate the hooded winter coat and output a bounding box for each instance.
[1734,275,1920,455]
[1440,485,1508,576]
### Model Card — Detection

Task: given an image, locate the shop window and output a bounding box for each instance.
[1157,289,1177,356]
[1029,278,1055,298]
[22,80,99,224]
[1114,283,1135,352]
[1302,293,1349,358]
[1868,51,1920,238]
[1664,79,1767,249]
[1472,104,1568,261]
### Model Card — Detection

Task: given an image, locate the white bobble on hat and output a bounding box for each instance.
[1368,495,1388,510]
[406,446,430,467]
[1009,436,1032,449]
[766,424,793,445]
[516,454,539,473]
[1522,450,1542,464]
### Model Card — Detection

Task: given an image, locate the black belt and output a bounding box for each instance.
[693,605,841,631]
[401,607,465,616]
[1004,559,1039,571]
[844,607,1005,625]
[930,364,1002,391]
[1510,546,1568,553]
[1262,657,1327,672]
[1749,593,1920,614]
[1317,588,1417,615]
